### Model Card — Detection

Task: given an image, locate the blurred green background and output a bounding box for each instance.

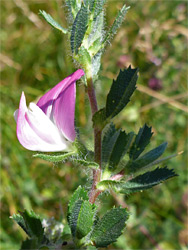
[1,0,187,249]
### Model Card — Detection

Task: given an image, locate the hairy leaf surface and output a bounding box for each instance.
[39,10,68,33]
[129,124,153,160]
[90,207,129,247]
[70,4,88,54]
[127,142,168,173]
[119,167,178,194]
[103,5,129,45]
[106,66,138,118]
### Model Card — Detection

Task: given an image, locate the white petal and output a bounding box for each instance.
[16,92,70,152]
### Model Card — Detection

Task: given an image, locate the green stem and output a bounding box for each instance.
[87,77,102,204]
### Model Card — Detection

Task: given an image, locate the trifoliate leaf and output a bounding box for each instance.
[102,5,129,45]
[70,4,88,54]
[127,142,168,173]
[129,124,153,160]
[39,10,68,34]
[118,167,178,194]
[97,166,177,194]
[106,66,138,119]
[90,207,129,247]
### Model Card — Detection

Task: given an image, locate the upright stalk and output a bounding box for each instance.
[87,77,102,204]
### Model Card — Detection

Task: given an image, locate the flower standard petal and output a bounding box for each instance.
[53,81,76,141]
[37,69,85,141]
[16,92,69,152]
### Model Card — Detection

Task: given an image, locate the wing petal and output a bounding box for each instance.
[16,92,69,152]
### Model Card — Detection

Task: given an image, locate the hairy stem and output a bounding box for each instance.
[87,77,102,204]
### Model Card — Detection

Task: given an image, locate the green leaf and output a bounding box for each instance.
[76,46,91,71]
[21,238,38,250]
[90,207,129,247]
[141,152,180,170]
[39,10,68,34]
[74,139,89,156]
[33,152,76,162]
[127,142,168,173]
[69,199,83,237]
[66,0,82,19]
[62,224,72,241]
[11,213,29,236]
[70,4,88,54]
[89,38,102,55]
[68,187,95,240]
[91,51,103,80]
[75,200,95,239]
[92,108,107,130]
[102,123,134,171]
[118,167,178,194]
[93,0,106,18]
[86,246,97,250]
[109,131,134,169]
[33,151,98,169]
[102,5,130,45]
[68,186,89,218]
[88,7,104,79]
[20,210,44,242]
[102,123,120,166]
[97,166,178,194]
[69,199,95,239]
[96,180,120,191]
[72,158,99,169]
[129,124,153,160]
[88,10,104,47]
[106,66,138,119]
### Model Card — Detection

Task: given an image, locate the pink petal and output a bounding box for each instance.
[53,82,76,141]
[16,92,69,152]
[37,69,84,141]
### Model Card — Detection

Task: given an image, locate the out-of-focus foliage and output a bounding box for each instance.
[1,0,187,249]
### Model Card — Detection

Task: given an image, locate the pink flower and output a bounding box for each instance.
[14,69,84,152]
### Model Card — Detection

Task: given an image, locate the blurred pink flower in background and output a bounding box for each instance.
[117,55,131,68]
[14,69,84,152]
[148,77,162,91]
